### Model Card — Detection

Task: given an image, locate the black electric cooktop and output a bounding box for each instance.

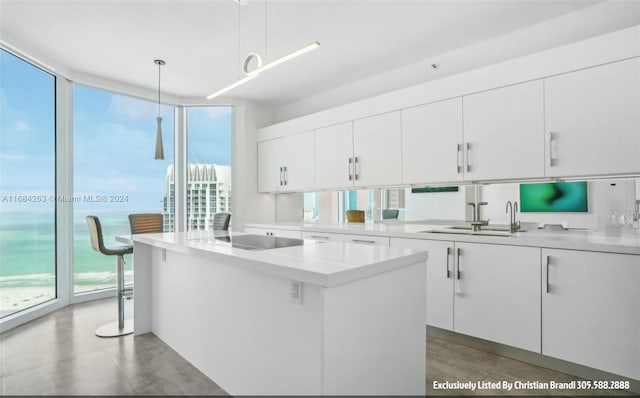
[214,234,310,251]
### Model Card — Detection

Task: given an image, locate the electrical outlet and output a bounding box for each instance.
[290,280,303,305]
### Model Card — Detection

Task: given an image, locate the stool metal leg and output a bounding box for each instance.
[118,253,125,329]
[95,254,133,337]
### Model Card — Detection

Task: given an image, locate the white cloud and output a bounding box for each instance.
[13,121,30,132]
[0,153,27,161]
[108,95,156,120]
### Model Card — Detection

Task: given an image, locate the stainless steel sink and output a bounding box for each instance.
[445,225,510,232]
[418,225,527,237]
[420,229,513,237]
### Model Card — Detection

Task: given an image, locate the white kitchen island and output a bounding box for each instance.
[131,231,427,395]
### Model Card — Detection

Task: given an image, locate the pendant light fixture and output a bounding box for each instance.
[154,59,165,160]
[205,1,319,100]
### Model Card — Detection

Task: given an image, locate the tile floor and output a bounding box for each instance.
[1,297,636,396]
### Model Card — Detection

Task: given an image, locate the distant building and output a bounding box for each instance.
[163,164,232,231]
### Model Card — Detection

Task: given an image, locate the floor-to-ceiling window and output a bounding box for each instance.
[185,106,232,231]
[0,49,56,317]
[72,85,174,294]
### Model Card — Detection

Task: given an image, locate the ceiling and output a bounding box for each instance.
[0,0,637,107]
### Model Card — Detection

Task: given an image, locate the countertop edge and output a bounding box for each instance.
[132,233,428,287]
[243,223,640,255]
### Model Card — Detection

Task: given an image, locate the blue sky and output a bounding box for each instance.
[1,49,232,212]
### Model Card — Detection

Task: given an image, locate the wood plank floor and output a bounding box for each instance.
[1,297,636,395]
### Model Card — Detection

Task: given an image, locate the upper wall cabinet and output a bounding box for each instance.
[462,80,545,181]
[401,98,464,184]
[315,122,355,190]
[258,130,315,193]
[352,111,402,187]
[315,113,402,190]
[258,138,281,193]
[544,58,640,178]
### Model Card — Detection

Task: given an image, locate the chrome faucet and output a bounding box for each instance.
[506,200,520,233]
[467,201,489,231]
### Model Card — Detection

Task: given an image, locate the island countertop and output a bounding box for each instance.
[131,231,428,287]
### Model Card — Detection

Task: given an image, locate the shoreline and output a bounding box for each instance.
[0,285,117,317]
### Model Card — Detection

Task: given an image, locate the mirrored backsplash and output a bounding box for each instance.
[292,178,640,234]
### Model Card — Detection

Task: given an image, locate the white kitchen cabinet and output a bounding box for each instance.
[454,242,541,352]
[544,58,640,177]
[243,226,302,239]
[283,131,315,192]
[315,122,354,190]
[401,98,464,184]
[258,131,315,193]
[390,238,454,331]
[463,80,545,181]
[314,113,401,190]
[353,112,402,187]
[257,138,282,193]
[302,231,389,246]
[542,248,640,380]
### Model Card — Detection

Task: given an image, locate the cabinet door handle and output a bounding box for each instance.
[348,158,353,181]
[283,166,288,186]
[352,239,375,244]
[354,157,359,181]
[309,235,329,240]
[545,255,550,293]
[446,247,451,278]
[456,248,461,279]
[548,132,555,167]
[456,144,462,173]
[465,143,471,173]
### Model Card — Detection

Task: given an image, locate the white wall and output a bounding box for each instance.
[260,25,640,140]
[274,3,640,123]
[231,101,277,231]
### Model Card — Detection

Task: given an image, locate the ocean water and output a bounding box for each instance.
[0,210,153,291]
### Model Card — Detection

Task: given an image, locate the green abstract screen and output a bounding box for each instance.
[519,181,588,212]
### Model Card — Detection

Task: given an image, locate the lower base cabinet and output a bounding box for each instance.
[302,231,389,246]
[391,239,541,353]
[542,249,640,380]
[243,227,302,239]
[390,238,454,331]
[250,225,640,381]
[454,242,541,353]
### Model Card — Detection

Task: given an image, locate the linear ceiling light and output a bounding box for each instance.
[206,41,320,100]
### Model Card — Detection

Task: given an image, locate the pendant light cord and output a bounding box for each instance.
[157,61,161,116]
[238,1,240,78]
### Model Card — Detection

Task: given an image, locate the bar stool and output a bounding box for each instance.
[86,215,134,337]
[345,210,365,223]
[129,213,164,234]
[212,212,231,231]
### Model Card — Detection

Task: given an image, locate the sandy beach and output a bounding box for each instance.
[0,285,118,317]
[0,286,56,317]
